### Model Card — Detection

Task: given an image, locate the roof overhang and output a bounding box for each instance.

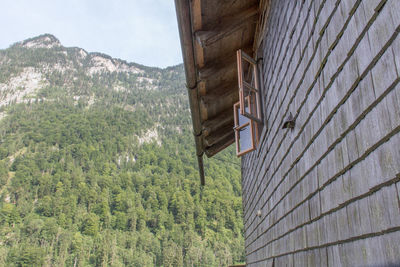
[175,0,265,184]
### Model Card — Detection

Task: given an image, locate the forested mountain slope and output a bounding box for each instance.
[0,34,243,266]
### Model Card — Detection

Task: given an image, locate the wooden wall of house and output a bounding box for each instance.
[241,0,400,266]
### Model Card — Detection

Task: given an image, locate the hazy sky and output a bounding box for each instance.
[0,0,182,68]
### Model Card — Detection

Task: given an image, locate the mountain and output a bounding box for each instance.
[0,34,243,266]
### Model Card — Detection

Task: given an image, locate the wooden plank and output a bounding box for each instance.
[200,0,258,29]
[202,80,238,97]
[327,245,342,267]
[175,0,205,186]
[197,155,205,186]
[202,40,254,69]
[194,41,205,69]
[254,0,272,51]
[198,56,237,81]
[199,66,238,102]
[197,44,253,83]
[202,108,234,137]
[198,80,207,96]
[187,85,202,134]
[191,0,202,31]
[205,134,235,157]
[200,88,238,121]
[204,124,233,147]
[195,5,259,47]
[174,0,197,89]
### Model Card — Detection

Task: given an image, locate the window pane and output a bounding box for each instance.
[241,59,252,84]
[250,91,258,118]
[239,107,251,126]
[241,91,259,121]
[234,99,257,157]
[239,124,252,152]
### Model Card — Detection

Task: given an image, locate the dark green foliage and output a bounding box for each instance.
[7,245,45,267]
[0,39,244,266]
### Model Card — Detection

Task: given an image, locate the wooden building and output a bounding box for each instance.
[175,0,400,266]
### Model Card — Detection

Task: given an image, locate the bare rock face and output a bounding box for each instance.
[0,34,166,107]
[0,67,47,107]
[18,34,62,49]
[88,54,143,75]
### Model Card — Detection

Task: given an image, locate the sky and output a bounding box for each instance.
[0,0,182,68]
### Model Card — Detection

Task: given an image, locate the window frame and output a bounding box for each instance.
[233,98,259,157]
[236,49,262,123]
[234,49,263,157]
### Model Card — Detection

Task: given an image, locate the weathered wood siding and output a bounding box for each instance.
[241,0,400,266]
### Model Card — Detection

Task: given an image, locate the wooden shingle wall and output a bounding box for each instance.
[241,0,400,266]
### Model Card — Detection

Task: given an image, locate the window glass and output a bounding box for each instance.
[239,105,251,125]
[234,101,256,157]
[238,120,252,152]
[234,49,263,157]
[237,49,262,123]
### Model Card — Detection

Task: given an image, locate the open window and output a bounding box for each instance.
[236,49,262,123]
[234,98,259,156]
[234,49,262,157]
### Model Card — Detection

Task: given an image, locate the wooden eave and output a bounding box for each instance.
[175,0,262,184]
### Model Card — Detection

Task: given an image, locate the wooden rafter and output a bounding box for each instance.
[202,108,234,137]
[194,5,259,48]
[205,134,235,157]
[176,0,262,183]
[204,123,234,147]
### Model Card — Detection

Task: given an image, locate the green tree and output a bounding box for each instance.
[81,213,99,236]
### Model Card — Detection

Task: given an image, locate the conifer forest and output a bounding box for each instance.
[0,35,244,266]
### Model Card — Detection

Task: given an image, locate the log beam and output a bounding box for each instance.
[200,88,238,121]
[175,0,205,185]
[197,44,253,81]
[205,134,235,157]
[202,108,234,137]
[195,5,259,47]
[204,123,234,147]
